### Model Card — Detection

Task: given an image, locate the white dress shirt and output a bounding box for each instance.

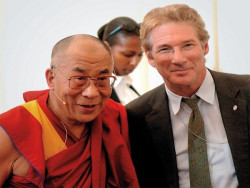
[165,69,239,188]
[113,75,139,105]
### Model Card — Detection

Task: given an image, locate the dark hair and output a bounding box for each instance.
[97,17,140,46]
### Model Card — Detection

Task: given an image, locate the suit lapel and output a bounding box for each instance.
[146,84,179,187]
[211,71,249,185]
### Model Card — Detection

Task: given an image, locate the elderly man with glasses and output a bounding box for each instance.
[0,34,139,187]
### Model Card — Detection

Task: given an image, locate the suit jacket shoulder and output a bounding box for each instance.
[126,84,179,187]
[210,70,250,98]
[210,70,250,186]
[126,84,166,115]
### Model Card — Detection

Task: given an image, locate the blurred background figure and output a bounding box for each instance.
[97,17,143,105]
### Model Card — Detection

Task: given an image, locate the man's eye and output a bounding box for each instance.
[183,43,195,49]
[76,77,83,80]
[159,47,172,53]
[75,77,88,81]
[97,77,108,81]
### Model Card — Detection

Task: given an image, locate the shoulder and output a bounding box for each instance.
[210,70,250,97]
[0,105,26,124]
[23,89,49,102]
[0,126,21,186]
[0,102,42,144]
[101,99,126,118]
[105,98,125,111]
[210,70,250,86]
[126,84,166,114]
[101,99,129,142]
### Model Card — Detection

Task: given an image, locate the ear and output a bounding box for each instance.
[45,68,55,90]
[145,50,156,67]
[203,41,209,55]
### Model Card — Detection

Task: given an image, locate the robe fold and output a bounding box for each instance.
[0,89,139,188]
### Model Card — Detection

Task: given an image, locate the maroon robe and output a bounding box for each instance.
[0,89,139,187]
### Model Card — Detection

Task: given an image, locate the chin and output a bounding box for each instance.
[75,110,100,122]
[175,75,193,83]
[121,69,131,75]
[78,115,97,123]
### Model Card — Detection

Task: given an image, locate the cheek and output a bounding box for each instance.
[117,57,129,66]
[188,56,205,71]
[154,56,172,70]
[113,51,130,65]
[113,51,124,61]
[101,89,112,100]
[99,91,112,110]
[114,55,127,68]
[188,49,206,63]
[64,92,80,105]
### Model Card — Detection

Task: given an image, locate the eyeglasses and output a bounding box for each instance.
[154,42,199,60]
[108,24,140,37]
[51,66,116,90]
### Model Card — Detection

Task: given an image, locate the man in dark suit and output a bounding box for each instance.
[126,4,250,188]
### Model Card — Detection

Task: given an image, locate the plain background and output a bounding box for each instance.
[1,0,250,113]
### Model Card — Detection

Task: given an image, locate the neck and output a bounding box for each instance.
[170,85,199,97]
[47,92,86,139]
[166,68,207,97]
[61,120,86,139]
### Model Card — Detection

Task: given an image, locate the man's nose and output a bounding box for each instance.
[81,80,99,98]
[171,48,185,63]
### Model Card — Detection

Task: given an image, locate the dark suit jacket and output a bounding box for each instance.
[126,70,250,187]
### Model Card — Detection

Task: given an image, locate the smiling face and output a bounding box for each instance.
[46,38,113,125]
[147,23,209,97]
[111,35,143,76]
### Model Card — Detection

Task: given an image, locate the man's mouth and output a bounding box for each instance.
[171,67,192,74]
[81,104,96,108]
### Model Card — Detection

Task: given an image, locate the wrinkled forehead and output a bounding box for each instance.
[52,39,112,68]
[67,39,110,59]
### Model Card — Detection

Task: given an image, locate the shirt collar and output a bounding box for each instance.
[196,70,215,105]
[113,75,133,88]
[165,69,215,115]
[165,86,182,115]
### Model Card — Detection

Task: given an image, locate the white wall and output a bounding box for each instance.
[0,0,250,113]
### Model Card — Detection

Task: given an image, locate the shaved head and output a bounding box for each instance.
[51,34,112,65]
[46,34,114,125]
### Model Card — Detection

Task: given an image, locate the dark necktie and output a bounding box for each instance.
[182,98,212,188]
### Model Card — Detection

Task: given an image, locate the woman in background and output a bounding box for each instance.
[97,17,143,105]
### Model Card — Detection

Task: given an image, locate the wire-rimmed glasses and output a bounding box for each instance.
[154,41,199,60]
[51,66,116,90]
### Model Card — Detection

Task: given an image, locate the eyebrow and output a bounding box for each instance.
[181,39,196,44]
[156,39,196,49]
[125,49,144,54]
[99,68,110,74]
[72,67,110,74]
[72,67,86,73]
